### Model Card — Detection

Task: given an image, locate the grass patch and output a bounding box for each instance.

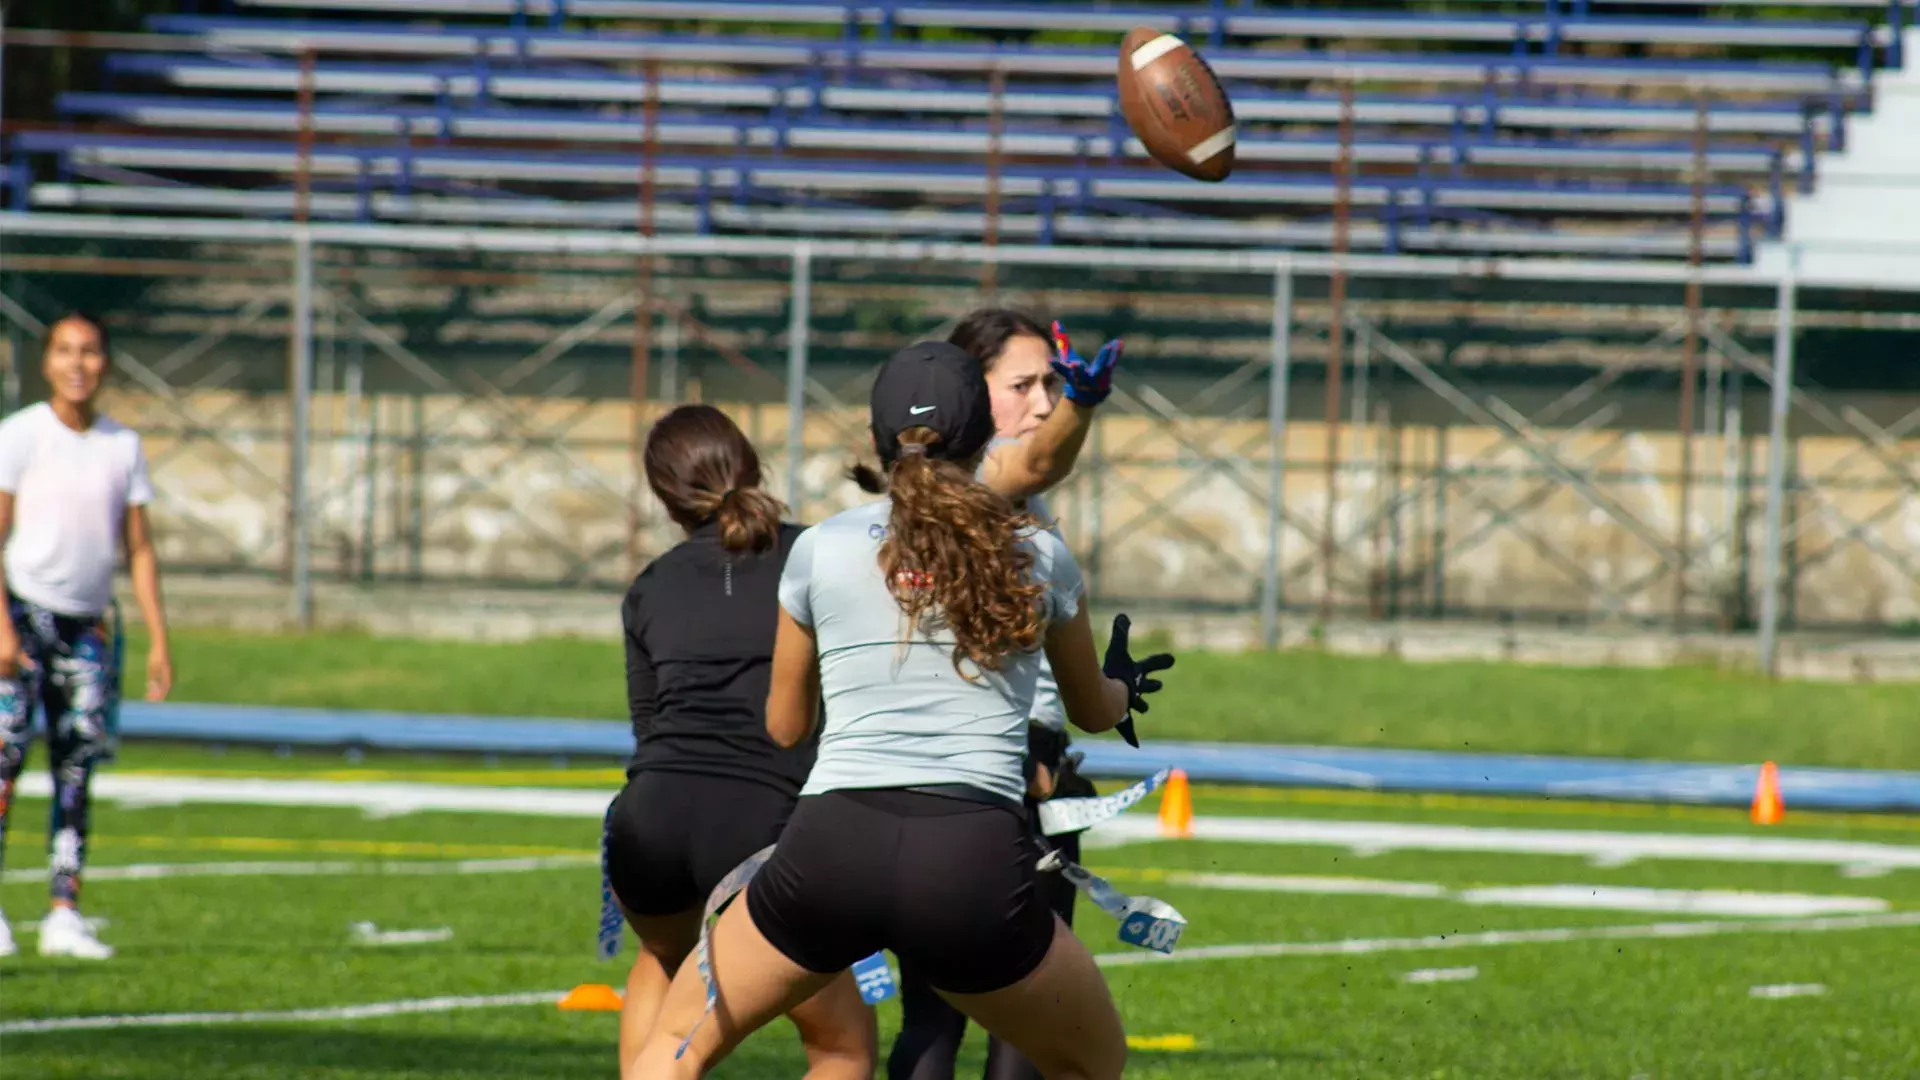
[5,793,1920,1078]
[120,627,1920,770]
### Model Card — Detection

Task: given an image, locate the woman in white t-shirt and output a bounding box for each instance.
[0,313,175,961]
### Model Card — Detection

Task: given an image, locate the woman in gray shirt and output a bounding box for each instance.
[629,341,1172,1080]
[892,308,1121,1080]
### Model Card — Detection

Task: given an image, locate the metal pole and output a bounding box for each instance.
[0,6,9,176]
[290,229,315,629]
[1321,81,1354,627]
[628,57,660,578]
[1756,255,1798,676]
[1674,93,1708,629]
[3,325,19,416]
[344,329,368,580]
[319,281,337,574]
[294,49,314,225]
[1260,264,1295,649]
[784,244,812,512]
[660,307,679,404]
[982,64,1006,298]
[287,51,316,627]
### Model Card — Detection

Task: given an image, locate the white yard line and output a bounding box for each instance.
[1402,966,1479,984]
[1453,884,1884,918]
[1095,910,1920,968]
[15,772,1920,872]
[14,773,610,818]
[0,991,566,1035]
[1113,869,1889,918]
[1749,983,1828,999]
[1148,871,1448,899]
[7,857,1885,919]
[1,855,594,885]
[1088,815,1920,873]
[10,913,1908,1034]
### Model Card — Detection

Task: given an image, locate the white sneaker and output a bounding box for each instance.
[0,911,16,958]
[37,906,113,960]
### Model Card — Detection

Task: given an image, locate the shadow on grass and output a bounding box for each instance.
[8,1021,1322,1079]
[1,1024,812,1080]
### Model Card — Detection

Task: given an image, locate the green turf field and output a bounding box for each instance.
[124,627,1920,771]
[4,748,1919,1078]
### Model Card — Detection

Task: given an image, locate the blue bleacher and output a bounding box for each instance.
[199,1,1904,60]
[5,0,1906,261]
[14,126,1768,260]
[53,92,1794,179]
[144,15,1874,93]
[101,54,1843,142]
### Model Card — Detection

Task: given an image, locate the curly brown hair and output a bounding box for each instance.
[877,427,1046,678]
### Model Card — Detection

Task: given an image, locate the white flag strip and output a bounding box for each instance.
[1038,768,1171,836]
[1038,849,1188,955]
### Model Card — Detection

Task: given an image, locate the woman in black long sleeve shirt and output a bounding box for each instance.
[607,404,873,1080]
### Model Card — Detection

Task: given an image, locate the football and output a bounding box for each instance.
[1115,26,1236,183]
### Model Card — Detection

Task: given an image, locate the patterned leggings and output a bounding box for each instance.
[0,596,115,905]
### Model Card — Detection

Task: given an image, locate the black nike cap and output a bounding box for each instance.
[870,340,995,465]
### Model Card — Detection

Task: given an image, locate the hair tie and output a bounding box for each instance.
[898,444,929,458]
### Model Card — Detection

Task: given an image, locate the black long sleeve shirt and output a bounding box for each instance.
[621,521,817,796]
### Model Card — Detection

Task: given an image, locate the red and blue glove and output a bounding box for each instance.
[1049,321,1123,407]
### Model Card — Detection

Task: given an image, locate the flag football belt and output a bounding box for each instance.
[584,769,1188,1061]
[1033,768,1187,955]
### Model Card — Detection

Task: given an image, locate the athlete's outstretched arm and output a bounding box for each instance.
[765,608,821,749]
[979,324,1122,502]
[1043,599,1130,735]
[978,399,1095,502]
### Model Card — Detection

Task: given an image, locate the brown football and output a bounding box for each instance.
[1115,26,1236,183]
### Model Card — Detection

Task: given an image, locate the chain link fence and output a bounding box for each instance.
[7,218,1917,664]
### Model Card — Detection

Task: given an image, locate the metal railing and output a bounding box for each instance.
[6,214,1916,674]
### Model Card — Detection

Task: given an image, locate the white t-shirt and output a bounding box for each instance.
[0,403,154,617]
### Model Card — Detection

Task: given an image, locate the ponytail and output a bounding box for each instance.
[846,461,888,495]
[878,428,1045,677]
[714,486,783,554]
[643,404,785,554]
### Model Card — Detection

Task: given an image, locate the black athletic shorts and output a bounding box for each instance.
[605,770,796,917]
[746,788,1057,995]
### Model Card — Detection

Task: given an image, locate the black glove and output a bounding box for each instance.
[1101,614,1174,748]
[1027,721,1072,774]
[1053,749,1096,799]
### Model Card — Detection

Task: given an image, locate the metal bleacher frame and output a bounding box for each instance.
[2,0,1907,260]
[15,126,1768,260]
[6,1,1919,667]
[145,14,1878,92]
[217,0,1906,66]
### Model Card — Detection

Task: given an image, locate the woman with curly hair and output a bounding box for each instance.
[629,341,1173,1080]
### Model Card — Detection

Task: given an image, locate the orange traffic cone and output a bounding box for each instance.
[557,984,624,1012]
[1750,761,1784,826]
[1159,769,1193,839]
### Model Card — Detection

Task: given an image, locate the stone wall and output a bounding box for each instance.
[96,382,1920,630]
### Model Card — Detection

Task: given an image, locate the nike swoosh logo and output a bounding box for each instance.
[909,405,937,415]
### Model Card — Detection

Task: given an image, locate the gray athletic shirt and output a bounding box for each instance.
[778,498,1085,803]
[979,437,1067,731]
